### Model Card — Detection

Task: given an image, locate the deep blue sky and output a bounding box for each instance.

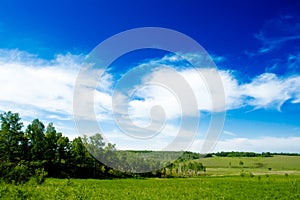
[1,0,299,76]
[0,1,297,55]
[0,0,300,152]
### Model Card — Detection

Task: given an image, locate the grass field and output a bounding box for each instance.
[1,155,299,199]
[1,175,299,199]
[198,155,300,176]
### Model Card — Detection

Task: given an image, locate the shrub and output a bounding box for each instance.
[2,161,31,184]
[249,172,254,177]
[239,161,244,166]
[9,162,31,184]
[34,168,47,185]
[240,170,254,178]
[254,162,264,168]
[0,161,48,185]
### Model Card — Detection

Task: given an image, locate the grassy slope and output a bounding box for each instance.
[198,155,300,176]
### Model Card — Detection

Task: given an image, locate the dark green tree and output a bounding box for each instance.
[70,137,87,167]
[0,111,25,162]
[45,123,60,163]
[57,136,70,163]
[26,119,47,161]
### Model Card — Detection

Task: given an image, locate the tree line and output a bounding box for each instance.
[211,151,300,157]
[0,111,206,184]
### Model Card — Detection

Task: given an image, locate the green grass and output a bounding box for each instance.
[1,175,300,199]
[198,155,300,176]
[1,156,300,199]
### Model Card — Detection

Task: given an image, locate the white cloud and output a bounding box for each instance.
[122,56,300,121]
[2,49,298,123]
[129,74,183,120]
[241,73,300,110]
[209,137,300,153]
[0,52,79,118]
[1,49,300,153]
[0,49,112,123]
[104,54,300,150]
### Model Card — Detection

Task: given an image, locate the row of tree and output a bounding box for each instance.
[0,111,206,184]
[213,151,273,157]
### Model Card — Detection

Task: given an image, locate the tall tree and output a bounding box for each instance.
[26,119,47,161]
[0,111,25,162]
[85,133,105,161]
[44,123,61,163]
[70,137,87,167]
[57,136,70,164]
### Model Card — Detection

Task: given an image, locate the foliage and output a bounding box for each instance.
[33,168,48,185]
[5,161,31,184]
[214,151,273,157]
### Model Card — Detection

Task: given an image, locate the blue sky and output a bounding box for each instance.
[0,0,300,152]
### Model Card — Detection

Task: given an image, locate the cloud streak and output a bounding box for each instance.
[253,15,300,54]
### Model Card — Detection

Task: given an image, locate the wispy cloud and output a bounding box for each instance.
[265,52,300,74]
[252,15,300,55]
[257,35,300,54]
[223,130,237,136]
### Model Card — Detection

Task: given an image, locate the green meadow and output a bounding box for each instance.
[199,155,300,176]
[1,155,300,199]
[1,175,299,199]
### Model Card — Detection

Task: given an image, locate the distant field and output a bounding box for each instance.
[198,155,300,176]
[1,176,300,199]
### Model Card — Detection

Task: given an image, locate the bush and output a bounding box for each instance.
[9,162,31,184]
[254,162,264,168]
[0,162,13,179]
[240,170,254,178]
[239,161,244,166]
[0,161,47,185]
[2,161,31,184]
[34,168,47,185]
